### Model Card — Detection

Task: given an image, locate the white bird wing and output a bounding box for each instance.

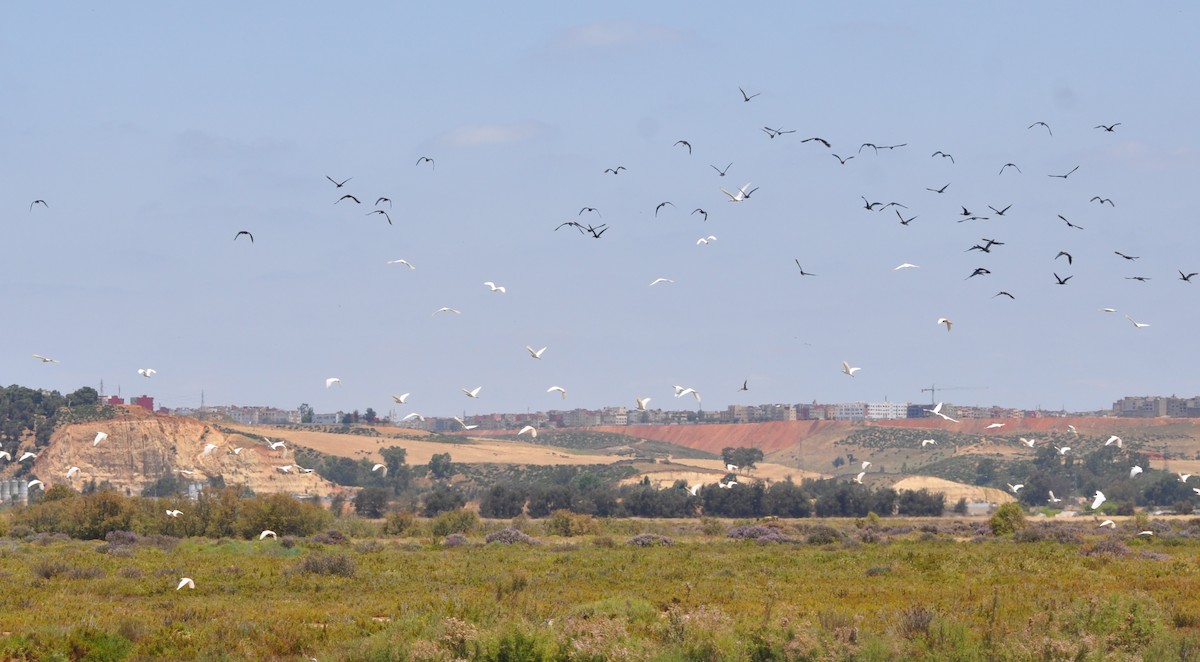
[392,393,410,404]
[325,377,341,388]
[1091,491,1106,509]
[177,578,194,590]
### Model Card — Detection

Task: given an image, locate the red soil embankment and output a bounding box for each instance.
[592,417,1200,455]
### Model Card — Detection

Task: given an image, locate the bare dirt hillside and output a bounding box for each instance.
[25,407,341,497]
[593,417,1200,472]
[620,458,824,489]
[889,476,1015,505]
[225,424,619,467]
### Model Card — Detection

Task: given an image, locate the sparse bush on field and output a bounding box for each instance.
[897,605,935,638]
[485,527,537,545]
[382,510,416,536]
[104,530,139,547]
[627,533,673,547]
[544,509,599,537]
[311,529,349,546]
[804,524,843,545]
[30,559,70,579]
[431,508,478,537]
[1014,523,1083,544]
[1083,539,1132,558]
[439,617,480,659]
[727,525,793,543]
[292,552,356,577]
[442,533,469,547]
[989,502,1027,535]
[700,517,724,536]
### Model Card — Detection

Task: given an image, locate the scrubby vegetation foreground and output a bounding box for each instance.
[2,515,1200,660]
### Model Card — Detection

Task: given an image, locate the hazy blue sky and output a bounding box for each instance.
[4,3,1197,418]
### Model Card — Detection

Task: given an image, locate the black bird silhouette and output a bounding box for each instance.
[762,126,796,139]
[881,202,907,210]
[587,224,608,239]
[926,183,950,194]
[604,166,626,175]
[1057,214,1084,230]
[880,143,907,150]
[579,207,601,217]
[1095,123,1121,132]
[960,206,973,216]
[368,210,392,225]
[999,163,1022,175]
[802,137,831,148]
[710,162,732,176]
[1048,165,1080,179]
[739,87,760,102]
[987,204,1012,216]
[859,143,880,155]
[375,197,392,207]
[234,231,254,243]
[738,380,749,392]
[1091,197,1115,206]
[325,176,352,188]
[957,216,990,223]
[692,208,708,222]
[931,151,955,163]
[795,261,818,276]
[896,210,917,226]
[655,201,674,217]
[994,291,1016,299]
[555,221,585,233]
[862,197,882,211]
[831,154,854,165]
[982,238,1005,249]
[1055,251,1073,265]
[415,156,435,169]
[1028,121,1053,136]
[1054,273,1073,285]
[29,199,48,211]
[674,140,692,154]
[967,244,992,253]
[1114,251,1139,261]
[336,195,361,204]
[1126,276,1151,282]
[1180,271,1198,282]
[967,268,991,279]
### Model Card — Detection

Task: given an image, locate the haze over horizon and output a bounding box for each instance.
[4,3,1198,419]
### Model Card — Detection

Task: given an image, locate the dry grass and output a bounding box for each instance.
[1,518,1198,659]
[229,423,618,466]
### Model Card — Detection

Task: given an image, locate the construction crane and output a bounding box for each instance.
[920,384,987,406]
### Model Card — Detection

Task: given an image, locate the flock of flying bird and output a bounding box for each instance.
[11,85,1188,598]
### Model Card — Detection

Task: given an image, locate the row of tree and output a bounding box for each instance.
[475,476,946,519]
